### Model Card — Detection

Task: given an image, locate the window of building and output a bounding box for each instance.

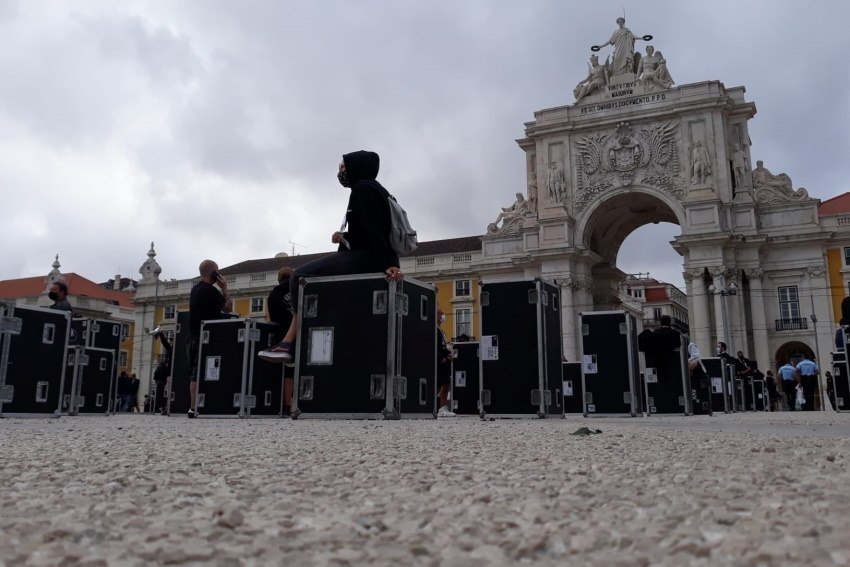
[844,247,850,266]
[778,286,800,320]
[118,350,128,368]
[455,279,471,297]
[164,304,176,320]
[455,308,472,338]
[121,324,130,340]
[251,297,265,313]
[653,307,662,319]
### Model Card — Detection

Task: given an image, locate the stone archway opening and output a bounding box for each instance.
[580,190,684,315]
[775,341,814,368]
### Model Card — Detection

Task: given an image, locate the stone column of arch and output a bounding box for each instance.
[745,268,771,371]
[709,266,731,352]
[555,275,579,362]
[683,267,712,355]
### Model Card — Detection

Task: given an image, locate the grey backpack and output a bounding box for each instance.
[385,192,418,255]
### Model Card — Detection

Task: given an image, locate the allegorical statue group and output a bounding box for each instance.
[574,17,674,102]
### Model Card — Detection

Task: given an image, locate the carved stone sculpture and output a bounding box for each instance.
[690,141,711,185]
[637,46,673,90]
[597,17,643,76]
[547,162,566,201]
[731,144,749,191]
[573,54,608,101]
[752,160,809,204]
[573,121,682,211]
[488,193,529,234]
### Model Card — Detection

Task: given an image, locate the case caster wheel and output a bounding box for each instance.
[537,412,546,419]
[479,412,487,420]
[290,409,301,420]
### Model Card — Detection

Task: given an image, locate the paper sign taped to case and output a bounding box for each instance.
[455,371,466,387]
[308,328,334,365]
[563,380,573,397]
[711,377,723,393]
[481,335,499,361]
[582,354,597,374]
[645,368,657,383]
[205,356,221,381]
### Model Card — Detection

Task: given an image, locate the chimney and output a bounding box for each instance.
[113,274,121,290]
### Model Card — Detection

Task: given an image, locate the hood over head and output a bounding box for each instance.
[342,150,380,185]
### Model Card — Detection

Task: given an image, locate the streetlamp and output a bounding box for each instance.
[708,280,738,412]
[810,304,825,411]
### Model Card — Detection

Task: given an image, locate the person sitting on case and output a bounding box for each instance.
[259,150,403,364]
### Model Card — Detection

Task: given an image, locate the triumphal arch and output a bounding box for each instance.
[479,16,828,366]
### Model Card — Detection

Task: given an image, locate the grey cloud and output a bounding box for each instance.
[0,0,848,286]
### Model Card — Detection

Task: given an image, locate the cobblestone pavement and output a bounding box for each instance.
[2,412,849,566]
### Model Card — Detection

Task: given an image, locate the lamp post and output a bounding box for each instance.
[810,301,825,411]
[709,280,738,412]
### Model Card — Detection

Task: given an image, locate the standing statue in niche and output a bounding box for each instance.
[574,54,609,101]
[636,46,673,90]
[488,192,529,233]
[691,141,711,185]
[593,17,651,77]
[752,160,793,191]
[731,144,749,192]
[546,162,566,201]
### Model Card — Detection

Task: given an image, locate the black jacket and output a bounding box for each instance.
[340,150,399,271]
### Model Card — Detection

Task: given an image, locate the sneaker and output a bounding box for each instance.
[437,405,456,417]
[187,409,196,419]
[258,341,295,363]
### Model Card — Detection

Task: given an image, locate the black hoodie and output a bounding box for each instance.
[340,150,399,271]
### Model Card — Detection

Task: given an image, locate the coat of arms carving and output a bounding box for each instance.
[573,121,682,211]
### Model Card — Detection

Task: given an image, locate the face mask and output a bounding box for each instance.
[48,291,58,301]
[715,347,721,355]
[337,170,350,187]
[439,314,446,324]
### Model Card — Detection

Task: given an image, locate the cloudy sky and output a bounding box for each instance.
[1,0,848,289]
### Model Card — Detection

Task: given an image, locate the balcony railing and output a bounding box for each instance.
[775,318,808,331]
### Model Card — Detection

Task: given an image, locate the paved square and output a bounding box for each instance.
[2,412,849,566]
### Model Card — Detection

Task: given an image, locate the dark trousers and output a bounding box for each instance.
[801,375,817,411]
[289,250,385,313]
[783,382,796,410]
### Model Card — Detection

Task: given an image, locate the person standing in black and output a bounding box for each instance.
[187,259,233,418]
[48,281,73,314]
[259,150,403,363]
[436,309,455,417]
[266,266,295,414]
[152,331,173,414]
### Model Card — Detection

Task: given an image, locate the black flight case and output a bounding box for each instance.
[562,362,584,414]
[579,310,642,416]
[478,279,564,419]
[449,341,481,415]
[164,310,192,415]
[70,317,123,413]
[831,348,850,412]
[0,303,71,416]
[195,318,256,417]
[701,357,736,413]
[639,332,692,415]
[291,274,437,419]
[247,321,287,417]
[65,346,115,414]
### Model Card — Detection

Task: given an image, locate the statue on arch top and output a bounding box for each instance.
[637,45,674,90]
[592,17,652,77]
[573,54,609,101]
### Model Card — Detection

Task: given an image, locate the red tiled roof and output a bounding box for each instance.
[0,273,135,308]
[819,193,850,216]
